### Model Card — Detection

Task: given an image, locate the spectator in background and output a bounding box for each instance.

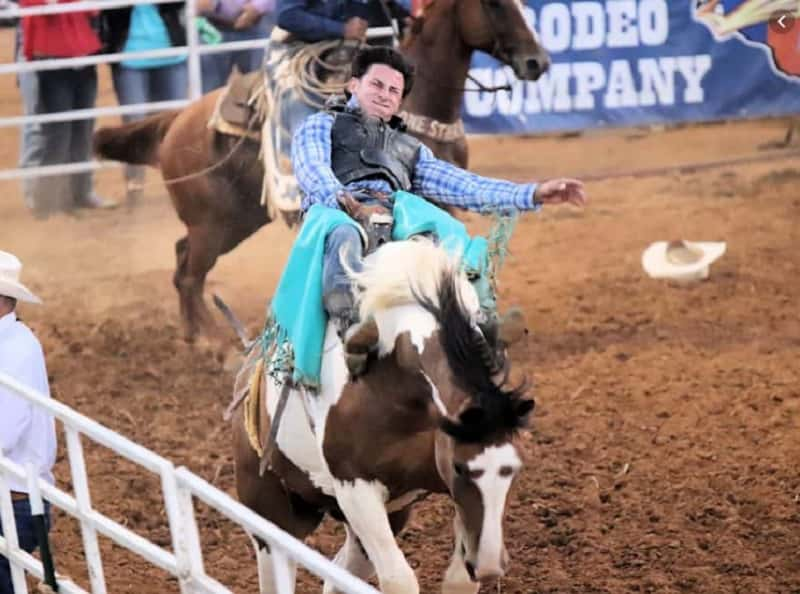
[198,0,276,93]
[0,250,57,593]
[102,3,188,204]
[264,0,370,151]
[21,0,116,217]
[274,0,369,44]
[13,21,47,219]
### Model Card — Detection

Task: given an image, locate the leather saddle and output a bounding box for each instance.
[218,69,266,131]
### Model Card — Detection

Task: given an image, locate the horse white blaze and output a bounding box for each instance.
[469,443,521,579]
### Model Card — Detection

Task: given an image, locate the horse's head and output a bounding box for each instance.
[421,274,533,582]
[350,238,534,583]
[457,0,550,80]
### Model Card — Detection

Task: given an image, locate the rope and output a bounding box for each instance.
[483,208,520,289]
[244,358,265,456]
[285,40,364,110]
[259,39,366,212]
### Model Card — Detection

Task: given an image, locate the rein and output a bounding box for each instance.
[414,67,512,94]
[408,0,514,94]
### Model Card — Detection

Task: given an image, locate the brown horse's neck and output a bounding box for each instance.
[401,16,473,124]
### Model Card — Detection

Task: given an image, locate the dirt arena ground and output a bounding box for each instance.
[1,31,799,594]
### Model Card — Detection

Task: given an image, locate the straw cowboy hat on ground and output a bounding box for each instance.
[0,250,42,304]
[642,240,726,281]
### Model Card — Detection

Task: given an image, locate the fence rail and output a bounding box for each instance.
[0,0,394,183]
[0,371,380,594]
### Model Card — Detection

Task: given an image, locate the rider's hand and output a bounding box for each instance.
[195,0,217,14]
[337,191,391,224]
[338,191,367,220]
[343,17,369,40]
[234,3,263,29]
[533,178,587,207]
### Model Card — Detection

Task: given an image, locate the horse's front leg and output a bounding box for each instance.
[333,479,418,594]
[441,514,479,594]
[248,535,298,594]
[322,523,375,594]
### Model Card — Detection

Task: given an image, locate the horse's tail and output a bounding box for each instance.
[92,109,180,167]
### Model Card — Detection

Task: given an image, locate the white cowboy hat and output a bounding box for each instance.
[0,251,41,304]
[642,240,726,281]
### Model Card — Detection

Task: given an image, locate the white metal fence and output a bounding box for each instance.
[0,371,380,594]
[0,0,393,182]
[0,0,263,182]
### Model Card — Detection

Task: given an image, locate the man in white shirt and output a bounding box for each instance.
[0,250,57,593]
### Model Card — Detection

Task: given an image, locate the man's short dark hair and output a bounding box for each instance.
[351,46,415,98]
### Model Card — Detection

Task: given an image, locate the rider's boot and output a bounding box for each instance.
[324,287,375,377]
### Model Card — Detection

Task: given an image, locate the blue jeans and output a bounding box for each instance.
[111,62,188,185]
[0,499,51,594]
[15,27,46,211]
[28,66,98,213]
[201,15,274,93]
[322,224,363,306]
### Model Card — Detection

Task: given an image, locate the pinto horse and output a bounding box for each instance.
[93,0,549,342]
[233,238,533,594]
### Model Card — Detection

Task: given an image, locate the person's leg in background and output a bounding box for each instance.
[15,25,47,218]
[125,61,188,204]
[111,63,150,203]
[150,60,189,103]
[31,68,76,216]
[227,14,273,77]
[0,499,51,594]
[200,34,234,93]
[70,65,114,210]
[201,12,272,93]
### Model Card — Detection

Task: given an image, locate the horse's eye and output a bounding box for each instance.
[468,469,485,480]
[453,463,467,477]
[499,465,515,478]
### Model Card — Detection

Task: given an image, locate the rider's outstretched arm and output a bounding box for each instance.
[410,145,540,213]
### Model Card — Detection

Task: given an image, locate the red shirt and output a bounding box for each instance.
[21,0,102,60]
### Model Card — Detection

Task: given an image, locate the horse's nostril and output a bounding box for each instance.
[525,58,540,74]
[464,561,477,582]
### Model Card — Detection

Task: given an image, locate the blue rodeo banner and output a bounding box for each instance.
[463,1,800,135]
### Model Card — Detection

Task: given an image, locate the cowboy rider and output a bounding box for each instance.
[290,46,587,375]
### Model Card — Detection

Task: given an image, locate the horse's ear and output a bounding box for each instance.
[458,406,486,427]
[440,406,485,440]
[394,331,422,371]
[515,398,535,421]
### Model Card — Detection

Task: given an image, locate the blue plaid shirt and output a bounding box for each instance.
[291,102,538,213]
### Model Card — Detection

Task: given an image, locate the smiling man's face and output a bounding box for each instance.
[348,63,405,121]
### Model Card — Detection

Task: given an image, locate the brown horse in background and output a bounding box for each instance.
[93,0,549,341]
